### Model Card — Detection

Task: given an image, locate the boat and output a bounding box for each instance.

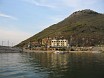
[54,51,65,54]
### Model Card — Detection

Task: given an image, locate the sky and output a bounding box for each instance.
[0,0,104,46]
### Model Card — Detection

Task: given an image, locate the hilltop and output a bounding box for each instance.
[17,9,104,47]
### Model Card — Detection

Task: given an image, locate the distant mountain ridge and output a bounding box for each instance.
[17,9,104,47]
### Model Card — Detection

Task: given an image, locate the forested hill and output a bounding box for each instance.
[17,9,104,47]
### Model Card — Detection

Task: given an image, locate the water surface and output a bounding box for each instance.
[0,52,104,78]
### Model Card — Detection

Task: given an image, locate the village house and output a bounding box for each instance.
[51,39,69,51]
[51,39,68,47]
[42,37,52,47]
[26,40,42,50]
[25,37,69,51]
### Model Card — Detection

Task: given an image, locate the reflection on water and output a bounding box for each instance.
[0,52,104,78]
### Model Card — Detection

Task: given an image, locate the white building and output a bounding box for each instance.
[51,39,68,47]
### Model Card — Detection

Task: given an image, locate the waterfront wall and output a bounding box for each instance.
[23,48,54,53]
[23,47,104,53]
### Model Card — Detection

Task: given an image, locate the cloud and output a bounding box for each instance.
[51,0,103,10]
[23,0,56,8]
[0,12,17,20]
[23,0,104,11]
[0,27,32,46]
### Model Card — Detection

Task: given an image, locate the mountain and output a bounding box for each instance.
[17,9,104,47]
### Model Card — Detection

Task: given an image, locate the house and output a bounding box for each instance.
[51,39,68,47]
[51,39,69,51]
[42,37,52,47]
[25,37,69,51]
[26,41,42,50]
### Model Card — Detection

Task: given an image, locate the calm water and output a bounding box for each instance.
[0,52,104,78]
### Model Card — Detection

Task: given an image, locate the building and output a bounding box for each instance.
[42,37,52,47]
[26,41,42,50]
[51,39,68,47]
[25,37,69,51]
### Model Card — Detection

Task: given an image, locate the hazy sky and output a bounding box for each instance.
[0,0,104,46]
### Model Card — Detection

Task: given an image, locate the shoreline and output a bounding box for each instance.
[23,49,103,53]
[22,46,104,53]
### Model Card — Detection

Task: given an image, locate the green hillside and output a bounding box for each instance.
[17,9,104,47]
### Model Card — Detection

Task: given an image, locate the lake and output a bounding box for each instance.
[0,52,104,78]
